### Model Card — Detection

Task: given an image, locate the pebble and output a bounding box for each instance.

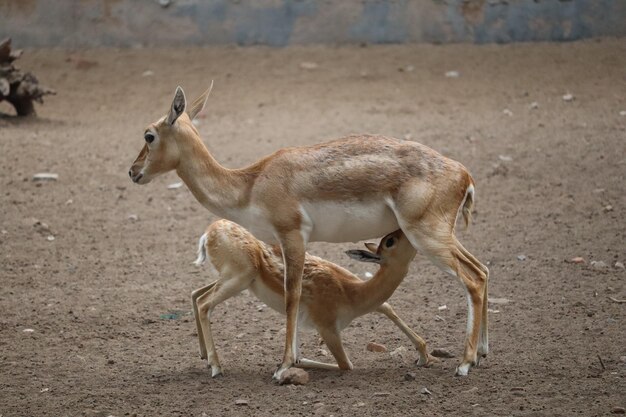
[142,70,154,77]
[430,348,455,358]
[32,173,58,181]
[615,262,625,270]
[612,407,625,414]
[420,387,432,395]
[279,368,309,386]
[128,214,139,222]
[404,372,416,381]
[235,399,249,406]
[529,101,539,109]
[502,109,513,117]
[619,110,626,116]
[372,392,391,397]
[517,254,527,261]
[364,271,374,279]
[437,305,448,311]
[167,182,183,189]
[498,155,513,162]
[23,328,35,333]
[488,297,512,305]
[300,61,319,70]
[367,342,387,353]
[569,257,585,264]
[591,261,607,270]
[317,348,328,357]
[390,346,408,362]
[604,205,613,212]
[46,235,55,241]
[445,70,460,78]
[562,93,575,102]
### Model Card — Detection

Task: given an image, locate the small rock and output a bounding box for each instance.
[445,70,460,78]
[591,261,607,270]
[372,392,391,397]
[434,315,445,322]
[611,407,625,414]
[568,257,585,264]
[517,254,527,261]
[40,387,50,392]
[142,70,154,77]
[158,0,171,7]
[236,333,245,339]
[562,93,575,102]
[614,262,625,270]
[107,359,115,365]
[502,109,513,117]
[420,387,432,395]
[317,348,328,357]
[367,342,387,353]
[510,386,525,392]
[619,355,626,363]
[128,214,139,222]
[279,368,309,385]
[437,305,448,311]
[167,182,183,189]
[498,155,513,162]
[390,346,408,362]
[430,348,454,358]
[529,101,539,110]
[32,173,58,182]
[364,271,374,279]
[256,304,266,312]
[46,235,55,241]
[488,297,512,305]
[487,308,500,313]
[299,61,318,70]
[620,110,626,116]
[604,205,613,212]
[354,402,366,407]
[23,328,35,333]
[404,372,416,381]
[235,399,249,406]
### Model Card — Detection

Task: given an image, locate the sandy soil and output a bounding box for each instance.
[1,39,625,417]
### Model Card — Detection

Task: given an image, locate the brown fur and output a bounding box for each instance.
[192,220,434,374]
[130,86,487,377]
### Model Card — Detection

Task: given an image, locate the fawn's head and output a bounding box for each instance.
[346,229,416,267]
[129,83,213,184]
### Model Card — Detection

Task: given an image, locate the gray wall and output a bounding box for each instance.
[2,0,625,47]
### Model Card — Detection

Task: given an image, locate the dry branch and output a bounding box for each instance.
[0,38,55,116]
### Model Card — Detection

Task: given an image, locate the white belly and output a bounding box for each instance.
[222,205,277,243]
[301,199,399,243]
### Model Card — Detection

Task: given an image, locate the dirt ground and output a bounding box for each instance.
[1,39,625,417]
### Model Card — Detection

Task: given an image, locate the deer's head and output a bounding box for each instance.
[346,230,416,266]
[128,83,212,184]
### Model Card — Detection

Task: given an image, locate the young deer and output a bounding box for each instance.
[129,85,488,377]
[192,219,435,377]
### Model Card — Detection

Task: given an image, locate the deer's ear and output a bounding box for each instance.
[345,250,381,264]
[364,242,378,253]
[167,86,186,125]
[187,81,213,121]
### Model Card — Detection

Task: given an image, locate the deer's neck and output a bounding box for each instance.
[354,260,412,312]
[176,137,252,216]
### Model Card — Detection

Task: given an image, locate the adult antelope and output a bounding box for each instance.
[128,84,489,377]
[192,220,436,376]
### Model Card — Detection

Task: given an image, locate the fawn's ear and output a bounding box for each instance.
[345,250,381,264]
[167,86,186,125]
[187,81,213,120]
[364,242,378,253]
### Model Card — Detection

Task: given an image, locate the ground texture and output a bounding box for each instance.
[1,39,625,417]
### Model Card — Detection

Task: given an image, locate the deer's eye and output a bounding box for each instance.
[385,237,395,248]
[144,132,155,144]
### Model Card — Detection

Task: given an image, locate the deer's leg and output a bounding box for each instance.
[191,282,218,360]
[376,302,436,367]
[273,230,306,380]
[197,277,252,377]
[400,221,487,376]
[296,358,341,371]
[454,239,490,360]
[318,327,353,371]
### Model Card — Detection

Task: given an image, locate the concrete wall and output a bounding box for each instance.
[1,0,625,47]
